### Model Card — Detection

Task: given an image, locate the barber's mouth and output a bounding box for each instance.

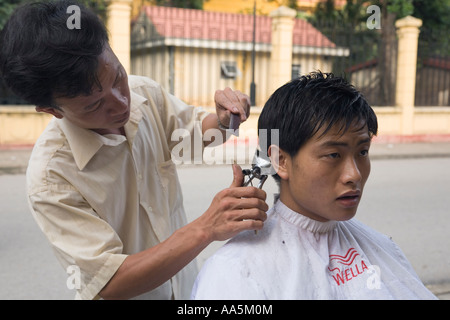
[115,112,129,123]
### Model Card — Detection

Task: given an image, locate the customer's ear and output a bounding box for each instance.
[268,145,289,180]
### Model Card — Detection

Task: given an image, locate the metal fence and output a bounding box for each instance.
[305,21,397,107]
[415,27,450,106]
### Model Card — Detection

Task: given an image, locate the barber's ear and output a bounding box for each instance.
[268,145,289,180]
[35,106,64,119]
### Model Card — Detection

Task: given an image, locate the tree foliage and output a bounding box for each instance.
[0,0,22,29]
[412,0,450,33]
[150,0,203,9]
[307,0,448,106]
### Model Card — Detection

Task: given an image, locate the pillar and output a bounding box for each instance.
[107,0,132,74]
[269,6,297,94]
[395,15,422,135]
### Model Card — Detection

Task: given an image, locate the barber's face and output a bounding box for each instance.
[273,122,372,222]
[36,47,130,135]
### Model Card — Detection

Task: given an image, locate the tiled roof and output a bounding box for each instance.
[140,5,336,48]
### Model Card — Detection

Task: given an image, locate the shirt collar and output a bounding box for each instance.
[273,200,338,233]
[58,89,147,171]
[123,90,145,145]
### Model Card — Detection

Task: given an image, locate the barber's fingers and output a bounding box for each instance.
[199,165,268,241]
[221,87,251,120]
[223,185,267,203]
[215,87,250,122]
[233,218,265,232]
[230,164,244,188]
[229,207,268,223]
[218,195,268,213]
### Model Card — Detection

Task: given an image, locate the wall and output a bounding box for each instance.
[0,107,51,146]
[2,105,449,148]
[227,106,450,144]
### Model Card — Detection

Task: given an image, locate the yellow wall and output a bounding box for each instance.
[1,106,450,147]
[203,0,345,15]
[131,0,282,17]
[204,0,279,15]
[0,107,52,146]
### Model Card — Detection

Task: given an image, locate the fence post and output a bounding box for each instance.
[107,0,133,74]
[395,15,422,135]
[269,6,297,95]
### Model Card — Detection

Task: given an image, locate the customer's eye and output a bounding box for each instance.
[327,153,340,159]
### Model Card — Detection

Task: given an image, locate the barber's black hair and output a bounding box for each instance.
[258,71,378,179]
[0,0,109,108]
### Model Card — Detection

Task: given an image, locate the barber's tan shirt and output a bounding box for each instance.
[26,75,208,299]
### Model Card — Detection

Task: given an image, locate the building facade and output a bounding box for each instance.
[130,5,347,106]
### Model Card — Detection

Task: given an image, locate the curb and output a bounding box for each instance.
[372,134,450,144]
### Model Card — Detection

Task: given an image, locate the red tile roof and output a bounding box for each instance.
[140,5,336,48]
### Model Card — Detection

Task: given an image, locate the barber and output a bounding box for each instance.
[0,0,268,299]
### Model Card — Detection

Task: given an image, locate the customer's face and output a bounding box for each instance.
[274,122,372,222]
[37,47,130,134]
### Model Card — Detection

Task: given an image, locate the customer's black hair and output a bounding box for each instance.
[258,71,378,179]
[0,0,109,108]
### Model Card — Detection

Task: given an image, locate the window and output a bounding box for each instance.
[221,61,241,79]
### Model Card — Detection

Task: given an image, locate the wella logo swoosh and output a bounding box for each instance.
[329,248,360,266]
[328,248,369,286]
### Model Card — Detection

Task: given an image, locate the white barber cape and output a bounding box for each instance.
[192,200,436,300]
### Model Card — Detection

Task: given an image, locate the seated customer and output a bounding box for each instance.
[191,72,436,300]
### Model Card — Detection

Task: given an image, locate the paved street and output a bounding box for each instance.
[0,156,449,299]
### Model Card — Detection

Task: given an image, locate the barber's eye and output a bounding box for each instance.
[113,71,123,87]
[114,76,122,87]
[89,101,103,112]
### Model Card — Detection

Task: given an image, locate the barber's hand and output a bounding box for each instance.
[197,164,268,242]
[214,88,251,128]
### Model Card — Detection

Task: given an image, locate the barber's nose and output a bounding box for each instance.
[109,90,128,114]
